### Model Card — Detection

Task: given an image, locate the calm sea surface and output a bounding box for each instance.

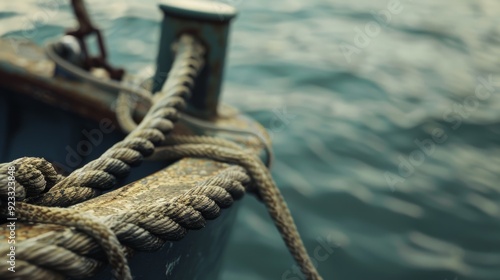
[1,0,500,279]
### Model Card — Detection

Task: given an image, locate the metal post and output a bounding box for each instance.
[154,0,237,119]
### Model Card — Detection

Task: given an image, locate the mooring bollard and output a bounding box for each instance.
[154,0,238,119]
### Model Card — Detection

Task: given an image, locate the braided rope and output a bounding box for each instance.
[12,203,131,280]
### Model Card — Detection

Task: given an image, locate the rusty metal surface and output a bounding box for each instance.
[154,1,237,119]
[66,0,125,80]
[78,159,234,217]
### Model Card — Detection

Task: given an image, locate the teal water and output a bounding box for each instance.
[2,1,500,279]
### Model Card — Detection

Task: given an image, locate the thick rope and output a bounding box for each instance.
[5,203,131,280]
[116,90,274,168]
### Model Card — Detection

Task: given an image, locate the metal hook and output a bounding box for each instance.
[66,0,124,81]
